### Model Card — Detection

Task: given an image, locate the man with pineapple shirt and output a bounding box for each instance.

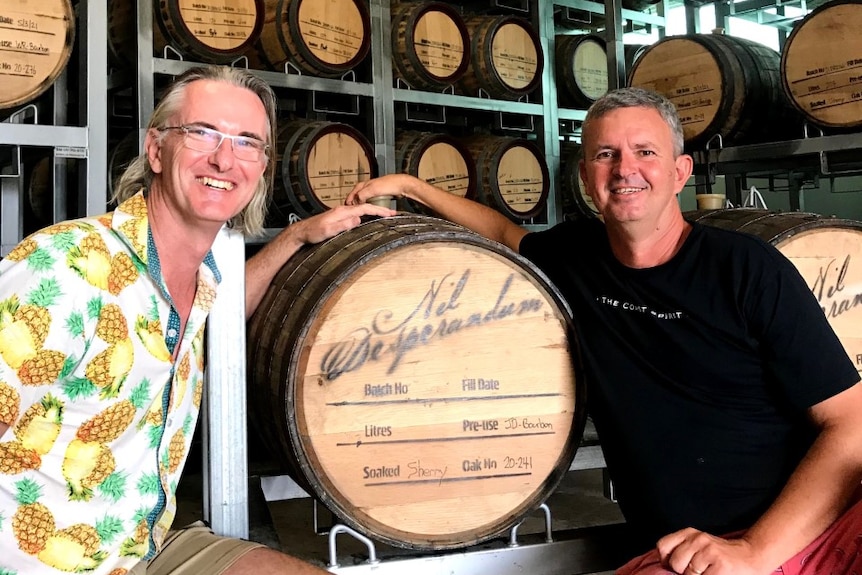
[0,66,394,574]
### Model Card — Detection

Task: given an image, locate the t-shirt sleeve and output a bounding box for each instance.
[746,244,860,411]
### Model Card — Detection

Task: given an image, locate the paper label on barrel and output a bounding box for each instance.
[0,1,72,108]
[177,0,257,51]
[497,145,544,213]
[782,4,862,126]
[573,39,608,100]
[417,142,470,197]
[630,39,722,142]
[413,10,464,80]
[297,0,364,66]
[490,22,538,90]
[779,229,862,376]
[295,243,577,536]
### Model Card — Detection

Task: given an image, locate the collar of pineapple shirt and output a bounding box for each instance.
[143,225,220,360]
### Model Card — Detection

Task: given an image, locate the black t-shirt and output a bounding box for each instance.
[520,218,860,550]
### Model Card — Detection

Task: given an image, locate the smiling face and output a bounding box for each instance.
[145,79,269,233]
[579,106,692,229]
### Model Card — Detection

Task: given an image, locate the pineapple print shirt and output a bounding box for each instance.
[0,191,219,574]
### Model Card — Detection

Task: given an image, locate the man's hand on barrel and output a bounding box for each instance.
[245,203,395,318]
[295,203,396,245]
[347,174,422,206]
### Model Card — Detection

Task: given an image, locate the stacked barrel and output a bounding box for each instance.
[626,1,862,151]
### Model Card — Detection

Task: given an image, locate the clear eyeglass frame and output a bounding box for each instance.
[160,125,269,162]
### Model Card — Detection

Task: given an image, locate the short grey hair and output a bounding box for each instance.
[583,87,685,157]
[112,66,277,236]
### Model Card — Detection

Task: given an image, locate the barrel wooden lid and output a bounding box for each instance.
[256,217,584,548]
[414,141,471,197]
[297,0,365,66]
[496,143,546,215]
[572,36,608,101]
[629,38,723,143]
[781,1,862,127]
[410,8,466,81]
[490,21,539,90]
[304,130,373,208]
[167,0,259,52]
[0,0,74,110]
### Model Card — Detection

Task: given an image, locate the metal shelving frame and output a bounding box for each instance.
[0,0,108,257]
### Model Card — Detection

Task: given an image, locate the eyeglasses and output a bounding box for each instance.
[159,125,269,162]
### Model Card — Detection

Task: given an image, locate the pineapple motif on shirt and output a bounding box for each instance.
[0,191,219,574]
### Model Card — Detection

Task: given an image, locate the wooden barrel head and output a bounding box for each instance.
[253,0,370,75]
[555,34,608,109]
[0,0,75,110]
[275,120,377,219]
[248,215,586,549]
[459,15,543,101]
[157,0,263,63]
[629,34,796,148]
[688,209,862,379]
[392,1,469,90]
[463,136,549,221]
[780,0,862,128]
[395,131,476,210]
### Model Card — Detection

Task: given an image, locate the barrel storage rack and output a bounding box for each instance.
[0,0,108,257]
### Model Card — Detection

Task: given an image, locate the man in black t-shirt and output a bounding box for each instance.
[346,87,862,575]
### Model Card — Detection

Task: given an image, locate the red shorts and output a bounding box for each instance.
[617,497,862,575]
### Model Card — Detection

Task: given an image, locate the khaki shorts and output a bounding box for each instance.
[129,521,265,575]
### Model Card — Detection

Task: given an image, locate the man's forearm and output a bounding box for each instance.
[245,225,305,318]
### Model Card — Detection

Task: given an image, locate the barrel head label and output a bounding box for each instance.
[782,4,862,127]
[0,0,73,109]
[292,242,578,541]
[417,142,470,197]
[297,0,365,66]
[413,10,465,79]
[490,22,538,90]
[497,145,544,212]
[178,0,257,51]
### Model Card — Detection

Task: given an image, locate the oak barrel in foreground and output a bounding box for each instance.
[689,209,862,377]
[247,215,586,549]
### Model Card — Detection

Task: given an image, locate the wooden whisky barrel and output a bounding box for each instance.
[249,0,370,76]
[395,131,476,213]
[458,14,543,101]
[391,0,470,91]
[687,209,862,378]
[462,135,549,222]
[780,0,862,129]
[629,33,801,149]
[247,214,586,549]
[555,34,608,109]
[108,0,263,65]
[273,120,377,220]
[0,0,75,110]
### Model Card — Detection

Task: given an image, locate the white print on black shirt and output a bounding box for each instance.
[597,295,683,320]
